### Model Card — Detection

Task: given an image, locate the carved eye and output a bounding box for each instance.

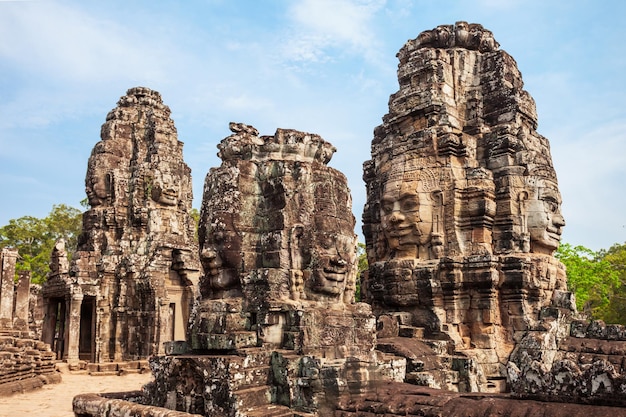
[320,235,333,249]
[544,199,558,213]
[381,201,393,214]
[401,196,419,211]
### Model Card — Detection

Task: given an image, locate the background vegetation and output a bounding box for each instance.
[0,204,82,284]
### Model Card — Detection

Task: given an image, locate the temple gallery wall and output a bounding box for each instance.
[2,21,626,417]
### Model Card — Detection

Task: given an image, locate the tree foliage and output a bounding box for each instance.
[597,242,626,324]
[190,208,200,241]
[0,204,82,284]
[355,242,368,302]
[556,242,623,322]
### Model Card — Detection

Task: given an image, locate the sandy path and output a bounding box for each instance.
[0,369,152,417]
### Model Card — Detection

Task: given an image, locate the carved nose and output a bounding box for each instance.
[554,213,566,227]
[389,211,403,223]
[202,248,217,260]
[334,257,347,266]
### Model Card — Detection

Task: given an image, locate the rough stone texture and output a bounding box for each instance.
[507,317,626,406]
[362,21,572,391]
[73,391,202,417]
[139,123,383,416]
[0,334,60,397]
[0,248,17,329]
[333,382,626,416]
[359,21,626,406]
[70,23,626,416]
[0,248,60,397]
[191,123,369,354]
[28,283,44,340]
[42,87,201,365]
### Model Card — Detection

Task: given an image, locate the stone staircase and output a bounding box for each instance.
[229,348,298,416]
[377,321,499,393]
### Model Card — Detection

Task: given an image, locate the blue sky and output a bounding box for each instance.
[1,0,624,251]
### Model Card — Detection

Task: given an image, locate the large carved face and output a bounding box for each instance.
[380,178,433,258]
[85,139,128,207]
[86,169,110,207]
[301,172,357,302]
[199,213,241,298]
[150,170,179,206]
[526,178,565,254]
[307,230,356,300]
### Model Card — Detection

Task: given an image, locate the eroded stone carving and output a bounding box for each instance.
[42,87,201,365]
[144,123,381,416]
[362,21,571,391]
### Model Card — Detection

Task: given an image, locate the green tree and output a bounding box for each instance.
[598,243,626,324]
[190,208,200,241]
[556,243,620,318]
[355,242,368,302]
[44,204,83,252]
[0,204,82,284]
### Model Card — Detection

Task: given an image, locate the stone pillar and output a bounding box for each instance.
[66,291,84,362]
[0,248,18,329]
[13,270,31,331]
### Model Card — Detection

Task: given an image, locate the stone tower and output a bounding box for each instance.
[42,87,201,364]
[362,22,573,390]
[145,123,379,416]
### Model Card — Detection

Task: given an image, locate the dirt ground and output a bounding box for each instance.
[0,366,152,417]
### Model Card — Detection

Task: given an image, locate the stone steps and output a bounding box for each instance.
[245,403,296,417]
[232,384,273,412]
[0,334,59,396]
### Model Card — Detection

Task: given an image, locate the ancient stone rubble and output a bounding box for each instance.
[72,23,626,417]
[41,87,201,366]
[0,248,60,396]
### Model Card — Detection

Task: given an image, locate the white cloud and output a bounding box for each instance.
[283,0,386,64]
[0,2,173,83]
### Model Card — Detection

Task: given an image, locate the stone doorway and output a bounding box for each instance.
[165,268,193,343]
[79,296,95,361]
[44,298,66,360]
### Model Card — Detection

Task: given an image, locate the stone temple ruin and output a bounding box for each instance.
[0,248,58,395]
[0,21,614,416]
[41,87,201,368]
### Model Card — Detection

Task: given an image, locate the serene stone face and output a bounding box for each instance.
[150,170,179,206]
[308,230,354,299]
[200,239,239,297]
[85,137,129,208]
[85,152,114,207]
[380,178,433,259]
[85,171,109,206]
[526,178,565,254]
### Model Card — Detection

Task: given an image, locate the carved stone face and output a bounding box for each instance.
[380,179,432,258]
[526,179,565,254]
[200,232,240,297]
[308,231,355,300]
[201,247,227,286]
[150,171,179,206]
[86,171,109,207]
